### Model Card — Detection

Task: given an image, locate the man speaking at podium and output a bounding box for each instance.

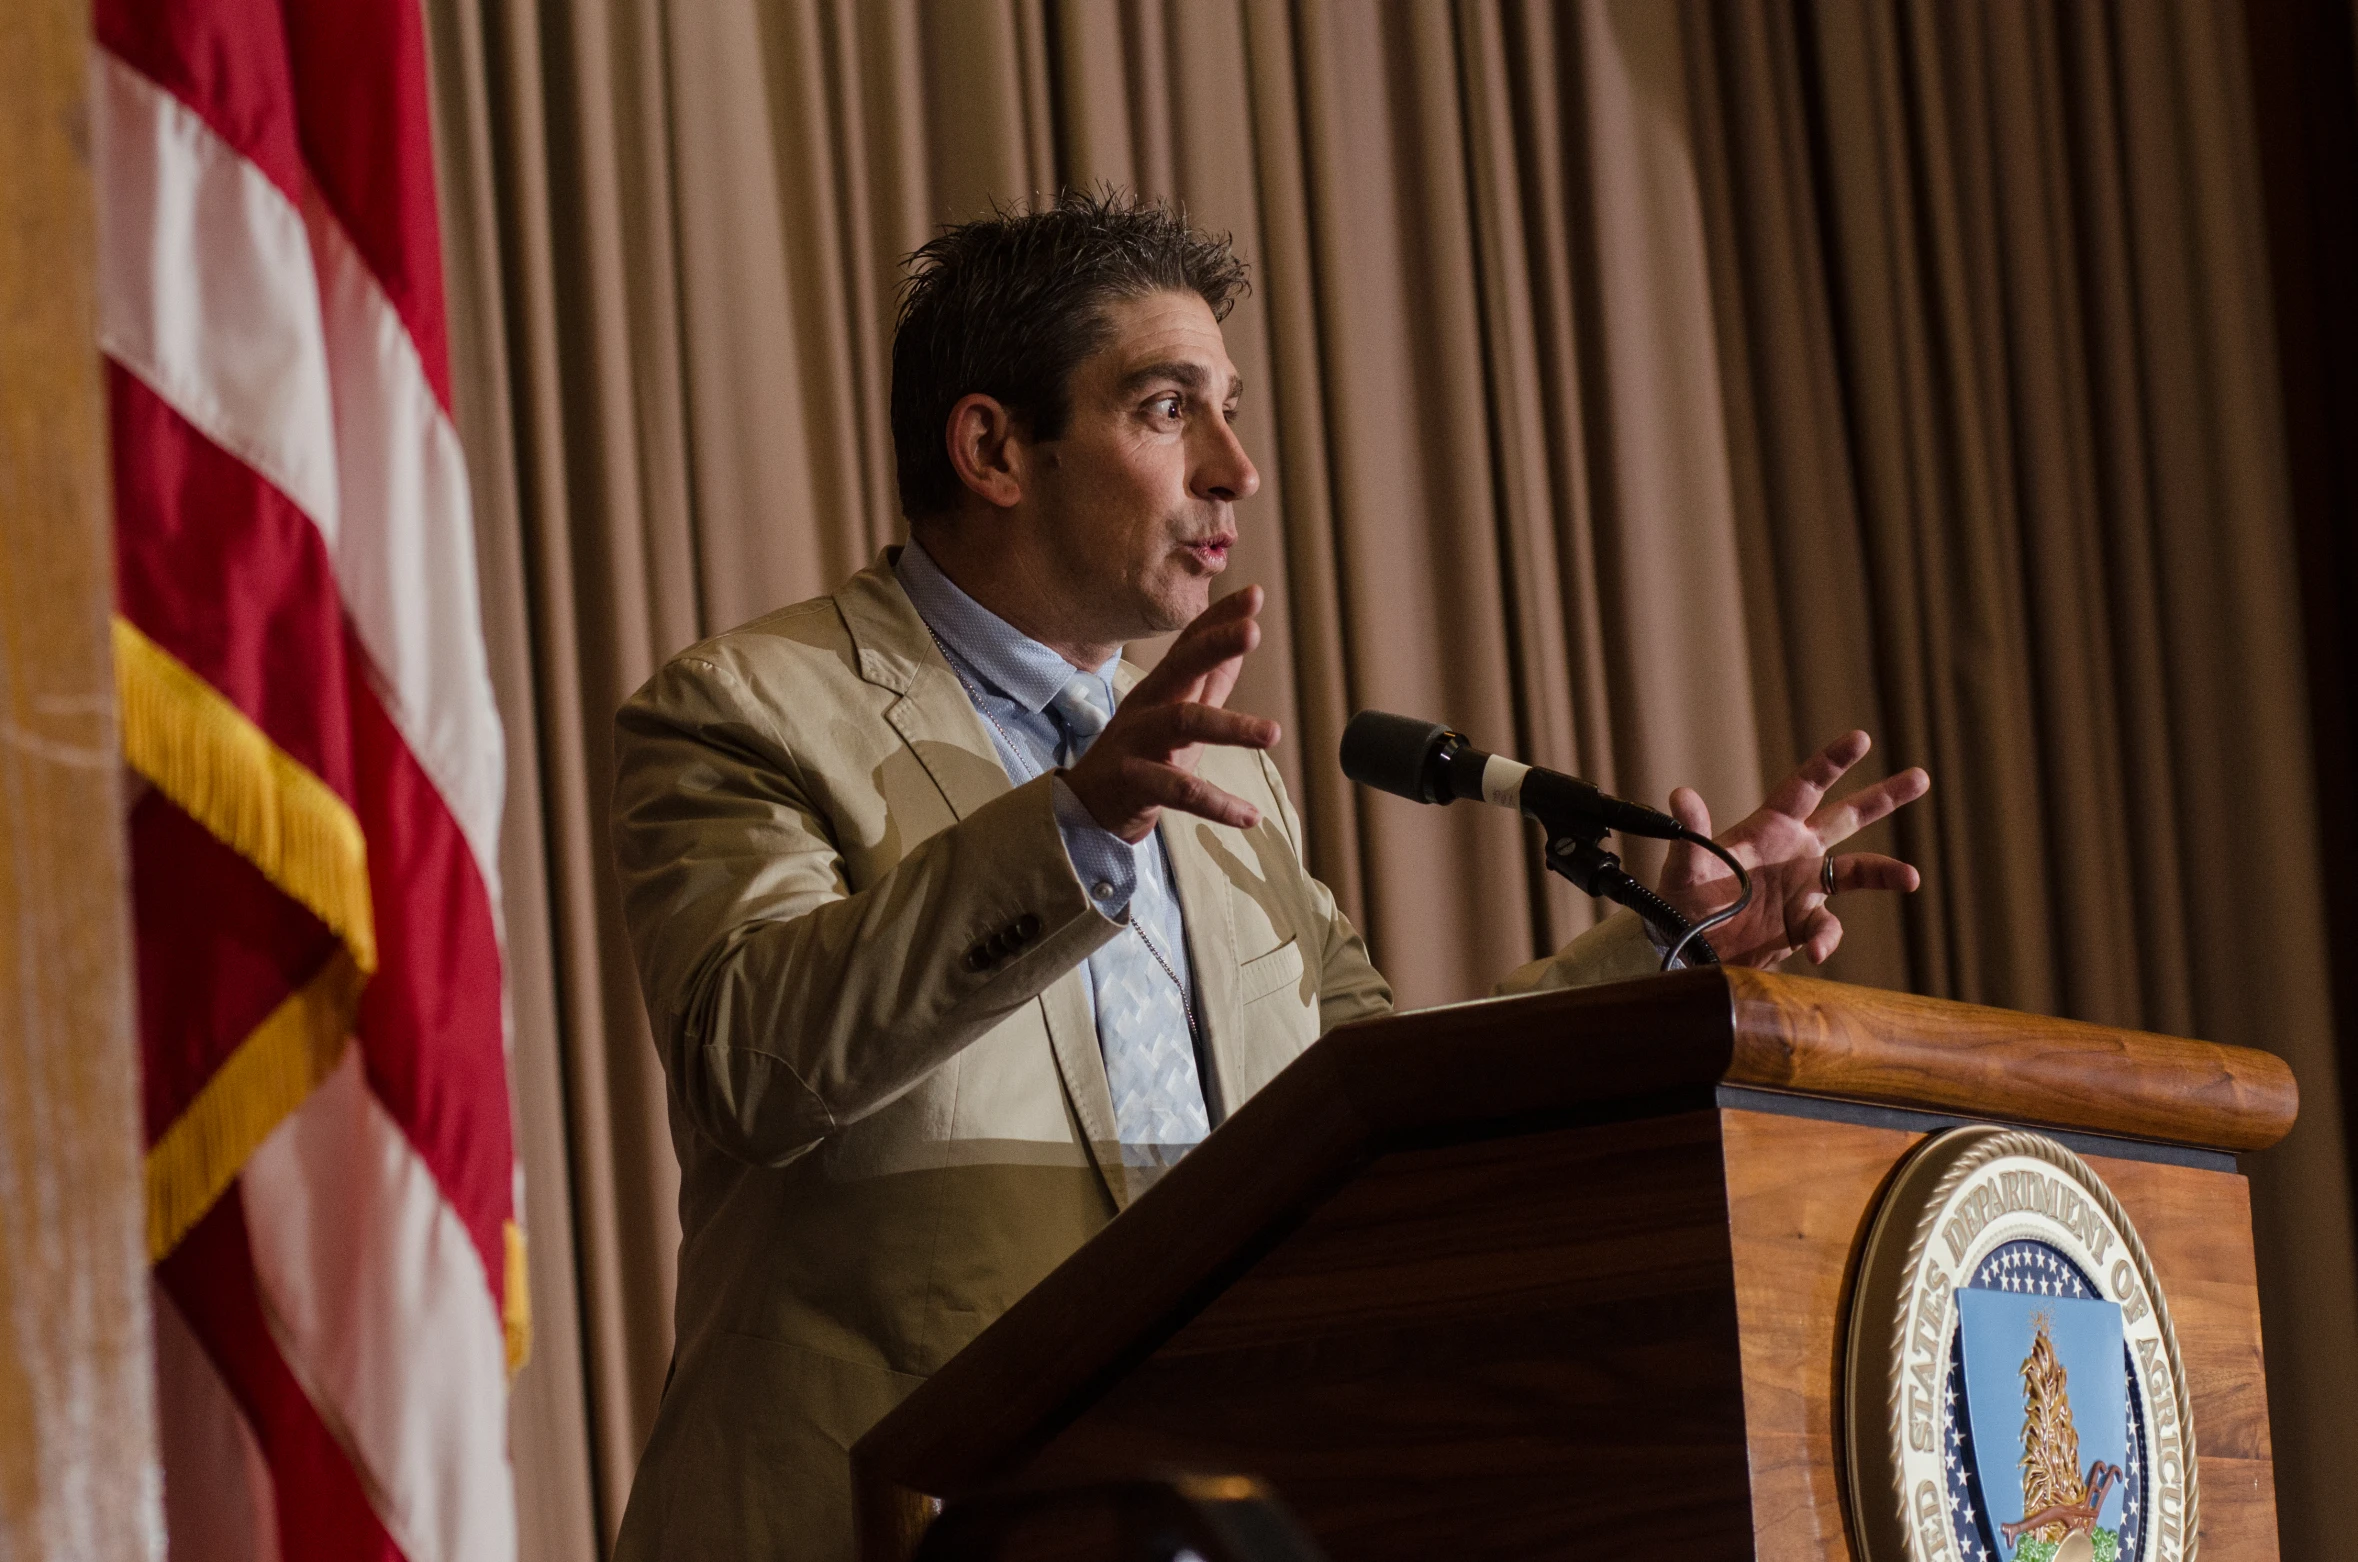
[607,191,1930,1561]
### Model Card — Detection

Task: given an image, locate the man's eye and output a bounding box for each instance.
[1150,395,1182,420]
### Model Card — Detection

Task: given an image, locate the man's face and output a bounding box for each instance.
[1023,289,1259,644]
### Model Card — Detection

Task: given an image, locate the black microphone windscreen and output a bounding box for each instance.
[1340,709,1452,804]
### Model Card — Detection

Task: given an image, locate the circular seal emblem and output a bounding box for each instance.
[1844,1127,2198,1562]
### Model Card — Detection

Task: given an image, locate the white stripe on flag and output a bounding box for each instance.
[93,50,340,544]
[153,1282,283,1562]
[242,1048,515,1562]
[305,209,507,914]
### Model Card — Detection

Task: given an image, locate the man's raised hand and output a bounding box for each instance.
[1656,730,1930,969]
[1062,586,1279,843]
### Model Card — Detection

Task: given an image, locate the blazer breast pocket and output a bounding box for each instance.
[1236,937,1305,1007]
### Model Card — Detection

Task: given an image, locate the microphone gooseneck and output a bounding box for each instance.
[1339,709,1752,970]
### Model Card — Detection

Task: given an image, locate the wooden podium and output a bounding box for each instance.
[852,970,2297,1560]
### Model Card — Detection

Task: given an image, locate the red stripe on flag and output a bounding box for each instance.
[353,674,513,1301]
[111,365,356,796]
[132,792,337,1144]
[92,0,454,410]
[112,0,523,1545]
[117,361,514,1297]
[93,0,307,209]
[159,1194,406,1562]
[104,0,514,1319]
[279,0,452,407]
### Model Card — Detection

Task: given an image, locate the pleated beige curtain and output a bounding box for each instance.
[1683,7,2357,1553]
[416,2,2355,1556]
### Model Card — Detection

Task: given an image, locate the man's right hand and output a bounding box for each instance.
[1062,585,1280,843]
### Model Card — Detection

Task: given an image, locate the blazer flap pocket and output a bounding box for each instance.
[1237,937,1305,1006]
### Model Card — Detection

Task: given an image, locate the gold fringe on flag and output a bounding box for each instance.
[147,952,363,1262]
[113,615,377,974]
[504,1220,532,1376]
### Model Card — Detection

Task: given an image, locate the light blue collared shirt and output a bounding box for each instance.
[894,538,1200,1045]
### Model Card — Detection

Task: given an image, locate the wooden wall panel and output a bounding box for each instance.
[0,0,158,1556]
[1723,1109,2278,1562]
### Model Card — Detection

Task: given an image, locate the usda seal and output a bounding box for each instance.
[1844,1127,2198,1562]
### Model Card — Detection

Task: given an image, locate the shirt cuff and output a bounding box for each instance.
[1051,773,1138,916]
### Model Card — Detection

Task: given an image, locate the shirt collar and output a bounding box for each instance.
[895,536,1120,714]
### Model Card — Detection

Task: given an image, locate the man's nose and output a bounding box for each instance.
[1193,416,1260,504]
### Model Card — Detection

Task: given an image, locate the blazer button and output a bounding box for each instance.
[986,930,1013,959]
[1014,912,1041,941]
[962,946,990,972]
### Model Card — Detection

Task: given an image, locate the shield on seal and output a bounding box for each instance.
[1958,1275,2130,1560]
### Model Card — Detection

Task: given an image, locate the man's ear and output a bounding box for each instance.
[944,393,1028,510]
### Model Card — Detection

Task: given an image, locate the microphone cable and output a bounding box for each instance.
[1546,823,1748,970]
[1658,829,1751,972]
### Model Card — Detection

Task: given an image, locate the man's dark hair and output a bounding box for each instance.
[890,188,1249,521]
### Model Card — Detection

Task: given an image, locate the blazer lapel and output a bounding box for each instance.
[836,557,1014,825]
[836,553,1126,1206]
[1160,812,1244,1127]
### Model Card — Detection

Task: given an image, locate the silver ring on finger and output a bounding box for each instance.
[1820,854,1838,898]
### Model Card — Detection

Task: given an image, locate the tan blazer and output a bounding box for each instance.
[607,553,1660,1562]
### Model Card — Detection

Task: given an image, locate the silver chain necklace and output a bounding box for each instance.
[922,628,1201,1043]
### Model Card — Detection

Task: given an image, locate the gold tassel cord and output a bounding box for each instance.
[114,615,377,974]
[146,952,364,1262]
[118,615,524,1369]
[504,1219,532,1377]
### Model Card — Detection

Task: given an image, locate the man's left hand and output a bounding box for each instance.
[1655,730,1930,969]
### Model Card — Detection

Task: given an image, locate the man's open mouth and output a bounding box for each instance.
[1182,536,1235,568]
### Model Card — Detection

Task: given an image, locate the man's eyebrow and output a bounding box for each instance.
[1115,360,1222,398]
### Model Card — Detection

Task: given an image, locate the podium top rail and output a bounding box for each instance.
[1331,968,2297,1156]
[853,968,2295,1499]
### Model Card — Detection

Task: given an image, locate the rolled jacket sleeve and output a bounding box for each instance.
[1492,911,1665,995]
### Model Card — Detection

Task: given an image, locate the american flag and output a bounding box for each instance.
[94,1,523,1557]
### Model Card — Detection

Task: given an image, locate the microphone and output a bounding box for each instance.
[1338,710,1684,841]
[1338,708,1751,970]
